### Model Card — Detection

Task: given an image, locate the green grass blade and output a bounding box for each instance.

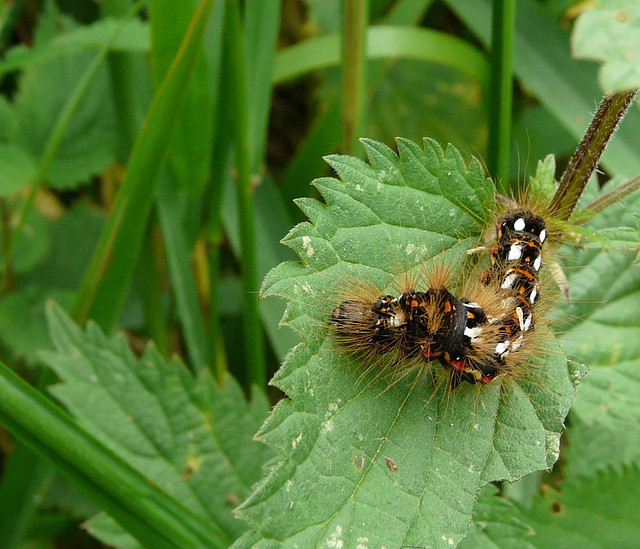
[156,172,210,372]
[0,358,231,549]
[273,26,489,87]
[73,0,216,331]
[225,0,265,388]
[0,441,50,548]
[445,0,640,177]
[488,0,516,192]
[244,0,281,171]
[149,0,214,194]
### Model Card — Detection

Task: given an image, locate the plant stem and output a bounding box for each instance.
[225,0,266,389]
[488,0,516,194]
[549,90,639,220]
[342,0,369,154]
[580,174,640,220]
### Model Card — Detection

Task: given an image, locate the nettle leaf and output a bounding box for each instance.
[238,139,579,549]
[556,189,640,429]
[458,485,535,549]
[572,0,640,93]
[42,304,273,549]
[5,3,117,189]
[565,416,640,475]
[517,466,640,548]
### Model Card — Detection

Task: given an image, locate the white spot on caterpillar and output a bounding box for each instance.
[530,285,538,303]
[516,306,524,330]
[523,314,533,331]
[508,244,523,260]
[539,229,547,242]
[533,255,542,271]
[464,326,482,341]
[501,271,517,289]
[389,312,405,327]
[514,217,526,231]
[512,334,524,351]
[495,341,510,356]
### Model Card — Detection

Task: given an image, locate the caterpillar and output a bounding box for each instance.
[438,208,548,385]
[331,206,549,388]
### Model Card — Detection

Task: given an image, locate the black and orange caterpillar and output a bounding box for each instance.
[331,208,548,387]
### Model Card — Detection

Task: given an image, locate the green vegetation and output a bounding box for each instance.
[0,1,638,548]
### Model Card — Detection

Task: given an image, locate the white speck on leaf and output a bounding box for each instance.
[292,433,303,449]
[327,526,344,548]
[302,236,315,257]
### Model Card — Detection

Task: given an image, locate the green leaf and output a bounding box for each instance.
[8,4,117,189]
[459,485,536,549]
[365,58,487,155]
[41,304,273,548]
[73,0,215,332]
[0,209,50,274]
[0,287,74,364]
[0,143,36,195]
[556,189,640,429]
[0,17,150,76]
[518,466,640,548]
[572,226,640,252]
[446,0,640,179]
[238,139,579,548]
[566,416,640,476]
[572,0,640,93]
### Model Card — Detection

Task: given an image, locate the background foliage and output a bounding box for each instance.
[0,0,638,548]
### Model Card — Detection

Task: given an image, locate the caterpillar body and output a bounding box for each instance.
[439,209,548,384]
[331,207,549,387]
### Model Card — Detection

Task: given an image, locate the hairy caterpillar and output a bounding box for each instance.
[331,204,550,388]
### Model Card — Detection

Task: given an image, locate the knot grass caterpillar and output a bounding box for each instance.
[330,203,553,389]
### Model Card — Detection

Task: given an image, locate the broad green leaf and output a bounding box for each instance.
[0,143,36,195]
[41,305,273,548]
[459,485,535,549]
[556,189,640,429]
[572,0,640,93]
[0,287,74,364]
[237,139,580,548]
[565,416,640,476]
[0,204,102,365]
[366,59,487,155]
[7,3,117,189]
[445,0,640,179]
[0,328,229,548]
[0,17,150,76]
[517,466,640,548]
[572,226,640,252]
[0,209,50,274]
